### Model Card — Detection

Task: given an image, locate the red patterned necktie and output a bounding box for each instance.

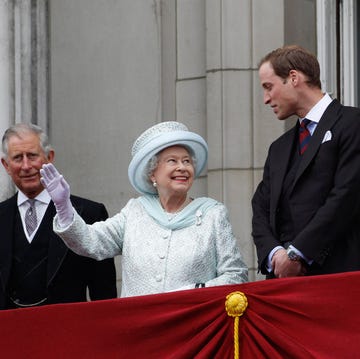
[299,119,311,155]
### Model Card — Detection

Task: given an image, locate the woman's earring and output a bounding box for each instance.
[153,181,157,188]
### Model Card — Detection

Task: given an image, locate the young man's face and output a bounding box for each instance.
[259,61,297,120]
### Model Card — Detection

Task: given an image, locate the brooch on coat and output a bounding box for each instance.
[195,210,202,225]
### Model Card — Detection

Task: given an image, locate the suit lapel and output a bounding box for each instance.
[45,202,69,285]
[0,195,17,291]
[270,127,297,218]
[293,99,341,187]
[46,197,86,285]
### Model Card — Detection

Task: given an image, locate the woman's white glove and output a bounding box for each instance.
[40,163,74,227]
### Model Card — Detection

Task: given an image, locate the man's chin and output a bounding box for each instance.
[276,114,288,121]
[20,184,42,196]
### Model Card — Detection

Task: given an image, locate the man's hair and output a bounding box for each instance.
[2,123,52,157]
[259,45,321,89]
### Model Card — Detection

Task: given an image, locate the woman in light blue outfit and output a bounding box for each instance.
[40,122,248,297]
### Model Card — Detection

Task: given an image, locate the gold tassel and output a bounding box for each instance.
[225,291,248,359]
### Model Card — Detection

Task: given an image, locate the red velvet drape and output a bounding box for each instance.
[1,271,359,358]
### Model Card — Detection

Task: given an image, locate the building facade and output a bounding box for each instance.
[0,0,358,287]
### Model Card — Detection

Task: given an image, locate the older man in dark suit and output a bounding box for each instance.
[0,123,117,309]
[252,45,360,278]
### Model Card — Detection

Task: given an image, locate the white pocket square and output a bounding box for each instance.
[322,130,332,144]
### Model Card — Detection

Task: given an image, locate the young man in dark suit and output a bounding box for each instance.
[252,45,360,279]
[0,123,117,309]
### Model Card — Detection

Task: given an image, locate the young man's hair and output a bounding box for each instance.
[259,45,321,89]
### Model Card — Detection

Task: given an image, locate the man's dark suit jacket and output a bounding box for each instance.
[252,99,360,275]
[0,193,117,309]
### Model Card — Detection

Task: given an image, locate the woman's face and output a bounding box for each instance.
[151,145,194,198]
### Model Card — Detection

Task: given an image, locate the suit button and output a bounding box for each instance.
[155,275,162,282]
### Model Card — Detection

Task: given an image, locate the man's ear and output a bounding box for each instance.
[46,150,55,163]
[1,157,10,175]
[289,69,298,85]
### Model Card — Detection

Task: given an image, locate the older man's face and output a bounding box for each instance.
[1,132,54,198]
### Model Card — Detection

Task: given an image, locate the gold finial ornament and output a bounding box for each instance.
[225,291,248,359]
[225,291,248,317]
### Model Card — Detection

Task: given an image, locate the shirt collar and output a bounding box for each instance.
[17,189,51,206]
[299,93,333,124]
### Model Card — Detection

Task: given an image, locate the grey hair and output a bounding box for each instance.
[2,123,52,158]
[146,155,160,179]
[145,146,197,186]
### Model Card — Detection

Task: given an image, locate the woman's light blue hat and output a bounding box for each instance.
[128,121,208,195]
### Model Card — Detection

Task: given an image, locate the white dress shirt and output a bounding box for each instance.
[18,190,51,243]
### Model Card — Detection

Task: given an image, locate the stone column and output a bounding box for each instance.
[0,0,14,199]
[14,0,49,128]
[0,0,49,201]
[205,0,256,280]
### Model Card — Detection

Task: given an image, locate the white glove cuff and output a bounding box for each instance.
[55,197,74,228]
